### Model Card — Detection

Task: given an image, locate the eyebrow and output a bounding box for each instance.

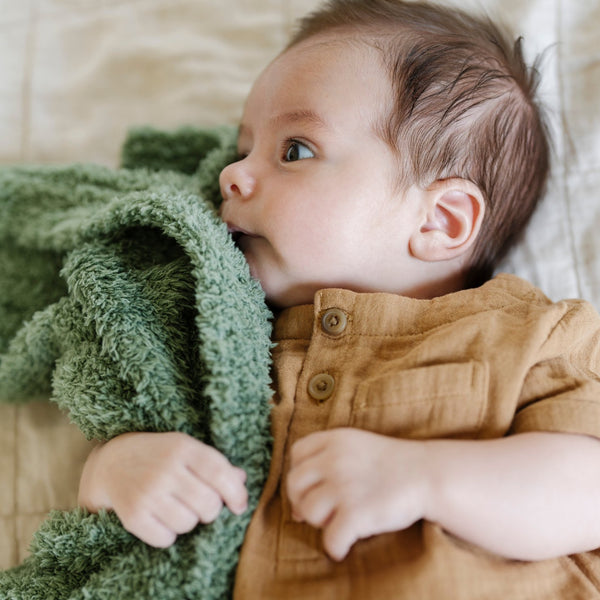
[271,109,330,130]
[238,109,330,140]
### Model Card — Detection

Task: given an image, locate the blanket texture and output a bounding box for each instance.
[0,126,274,599]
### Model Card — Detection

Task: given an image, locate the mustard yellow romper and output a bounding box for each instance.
[234,274,600,599]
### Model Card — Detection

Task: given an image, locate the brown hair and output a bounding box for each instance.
[288,0,550,287]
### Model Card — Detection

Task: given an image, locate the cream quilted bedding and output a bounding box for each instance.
[1,0,599,569]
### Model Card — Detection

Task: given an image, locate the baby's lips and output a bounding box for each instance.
[224,222,241,243]
[226,222,258,242]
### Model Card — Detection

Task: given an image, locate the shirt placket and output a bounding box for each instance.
[277,296,355,562]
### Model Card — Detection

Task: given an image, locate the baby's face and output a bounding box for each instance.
[219,36,422,308]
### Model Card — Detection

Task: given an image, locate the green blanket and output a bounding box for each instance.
[0,126,274,599]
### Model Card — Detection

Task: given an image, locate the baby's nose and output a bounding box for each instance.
[219,161,256,201]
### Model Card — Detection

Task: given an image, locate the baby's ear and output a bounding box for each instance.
[409,178,485,262]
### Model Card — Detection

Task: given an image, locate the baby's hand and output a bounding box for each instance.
[78,431,248,547]
[287,428,430,561]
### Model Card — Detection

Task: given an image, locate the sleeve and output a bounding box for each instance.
[511,299,600,438]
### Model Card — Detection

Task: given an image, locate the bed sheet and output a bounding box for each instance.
[0,0,599,569]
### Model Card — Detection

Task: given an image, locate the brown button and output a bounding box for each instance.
[308,373,335,402]
[321,308,347,336]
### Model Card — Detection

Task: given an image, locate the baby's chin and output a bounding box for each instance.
[241,251,319,308]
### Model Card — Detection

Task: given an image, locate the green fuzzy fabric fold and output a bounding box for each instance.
[0,126,273,599]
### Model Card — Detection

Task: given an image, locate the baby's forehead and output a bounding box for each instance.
[280,30,385,68]
[254,33,392,100]
[248,39,390,112]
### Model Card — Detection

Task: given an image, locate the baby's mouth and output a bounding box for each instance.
[227,224,255,247]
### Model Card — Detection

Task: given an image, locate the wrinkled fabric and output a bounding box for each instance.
[235,274,600,599]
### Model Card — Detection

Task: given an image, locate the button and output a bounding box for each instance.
[321,308,347,336]
[308,373,335,402]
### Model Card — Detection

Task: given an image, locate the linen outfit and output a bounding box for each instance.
[233,274,600,599]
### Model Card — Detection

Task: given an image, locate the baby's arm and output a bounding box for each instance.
[287,428,600,561]
[78,431,248,547]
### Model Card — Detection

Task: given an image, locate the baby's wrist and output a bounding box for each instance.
[385,435,437,527]
[417,440,448,526]
[78,441,111,512]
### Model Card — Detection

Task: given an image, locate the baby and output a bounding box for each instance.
[79,1,600,597]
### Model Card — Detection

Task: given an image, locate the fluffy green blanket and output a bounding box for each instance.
[0,126,274,599]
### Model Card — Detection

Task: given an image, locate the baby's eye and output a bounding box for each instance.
[284,140,314,162]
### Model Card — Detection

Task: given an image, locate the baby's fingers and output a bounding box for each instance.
[322,508,359,562]
[186,443,248,515]
[173,476,224,524]
[121,484,226,548]
[119,507,177,548]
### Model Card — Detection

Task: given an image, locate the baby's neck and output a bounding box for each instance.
[399,271,468,300]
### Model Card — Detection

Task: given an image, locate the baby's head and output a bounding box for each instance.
[220,0,549,309]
